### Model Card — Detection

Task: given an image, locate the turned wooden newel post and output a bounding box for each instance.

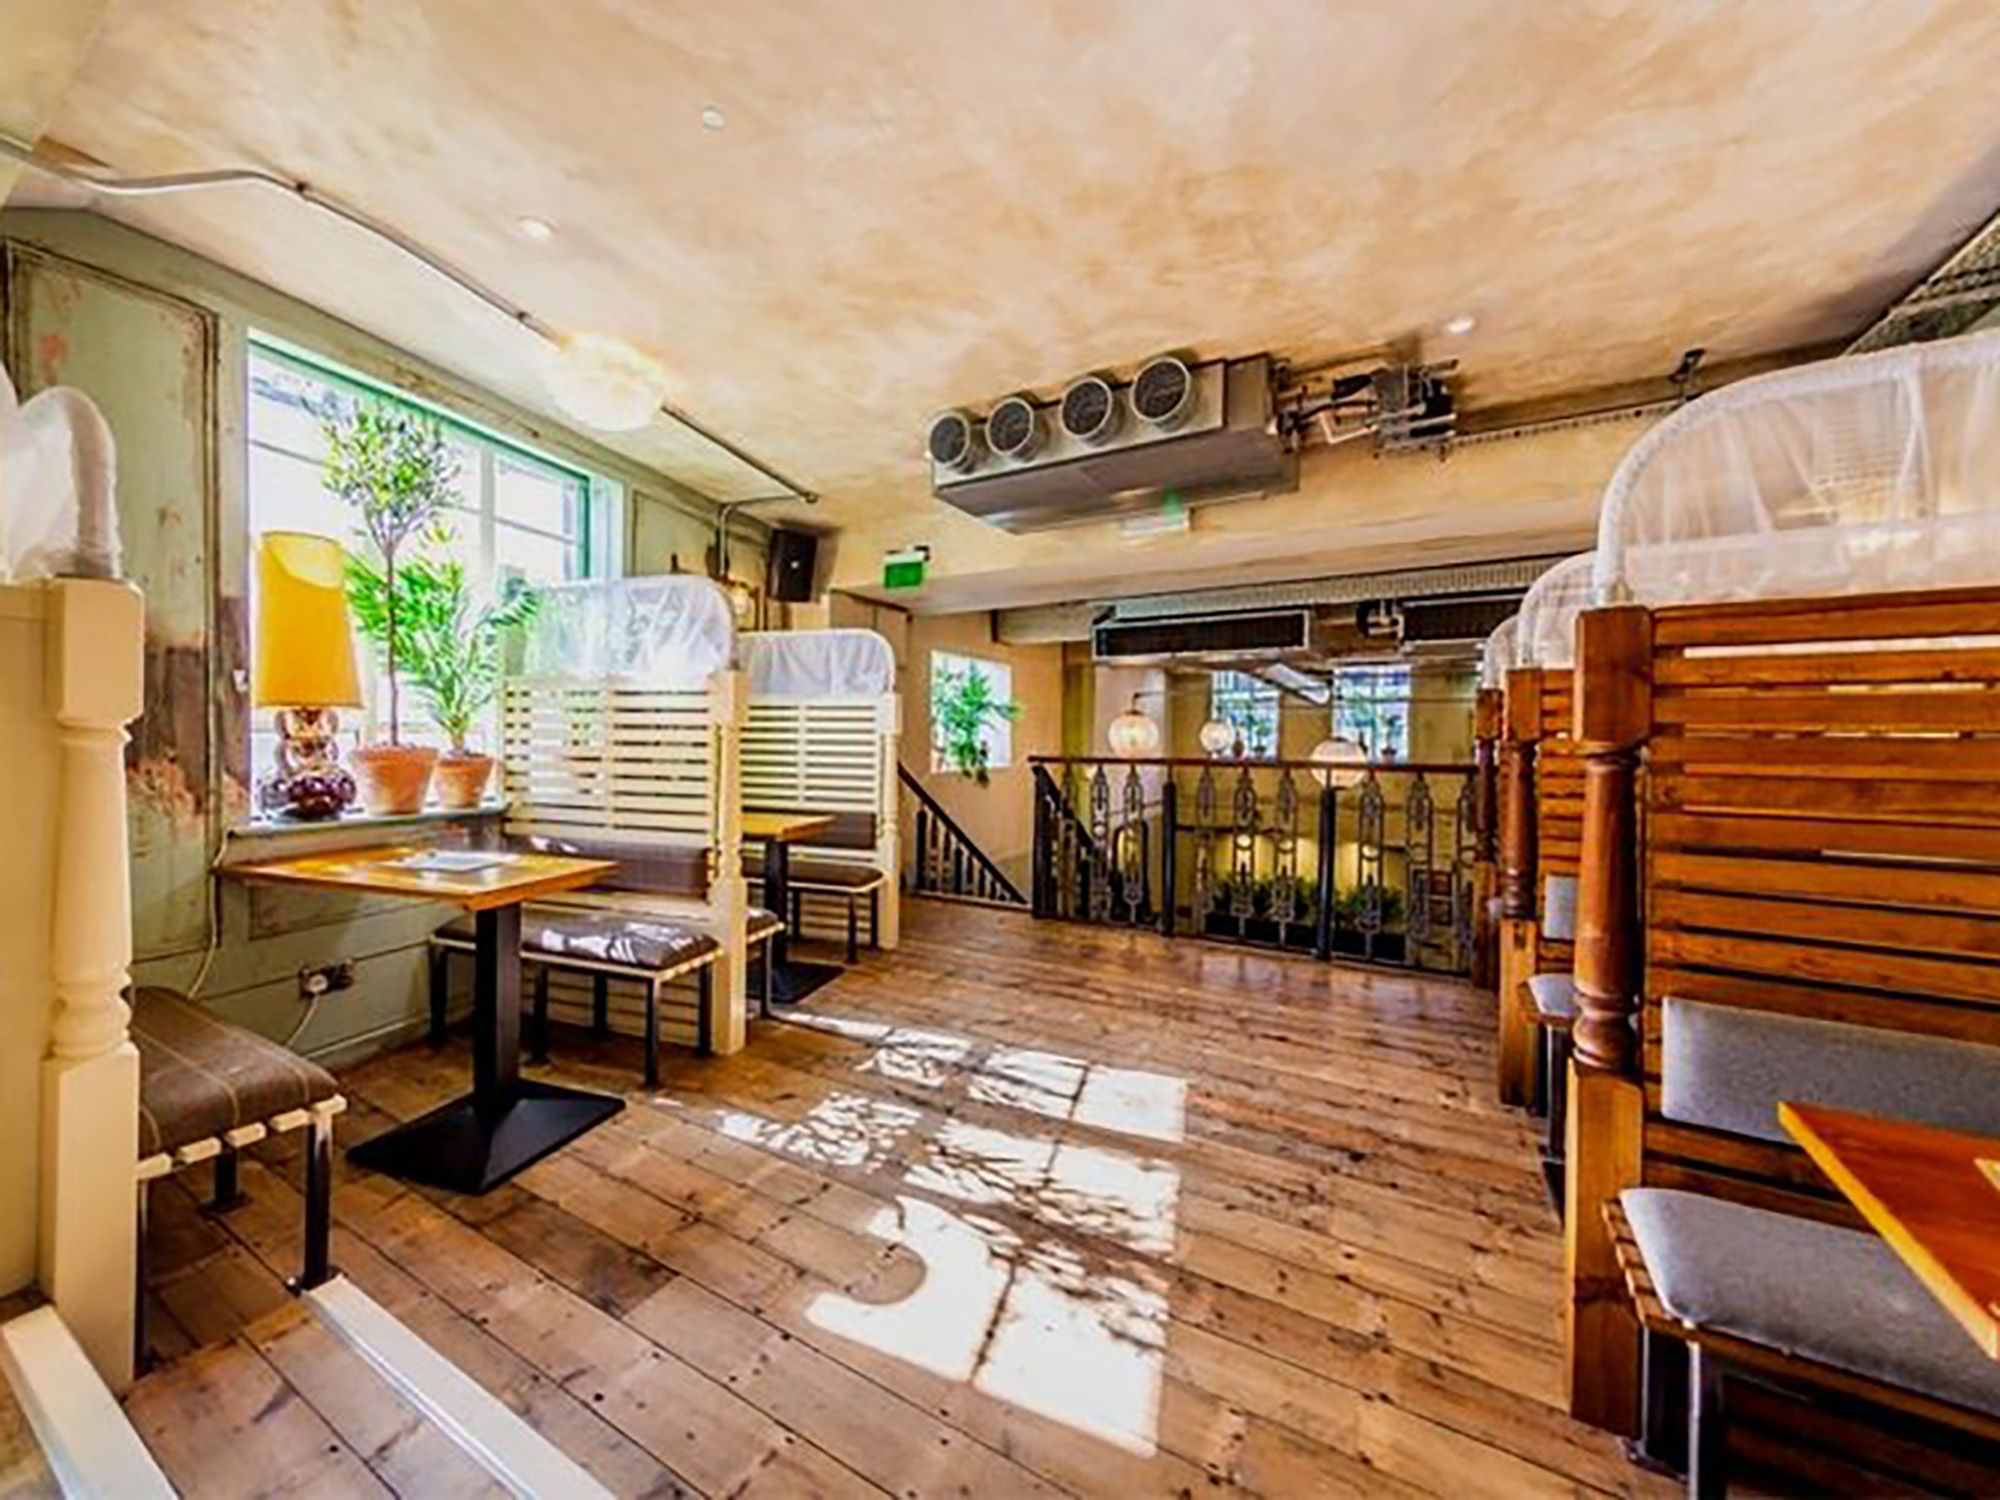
[1563,602,1652,1437]
[1494,669,1543,1104]
[708,669,750,1054]
[41,578,146,1391]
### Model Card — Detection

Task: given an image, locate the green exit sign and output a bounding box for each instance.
[883,547,928,589]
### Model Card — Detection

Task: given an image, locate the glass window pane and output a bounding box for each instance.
[495,456,578,537]
[494,521,575,586]
[931,651,1014,772]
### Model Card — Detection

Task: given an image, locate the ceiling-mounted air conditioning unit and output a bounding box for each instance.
[929,355,1293,533]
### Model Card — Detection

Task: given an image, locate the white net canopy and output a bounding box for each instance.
[0,364,120,582]
[1595,328,2000,604]
[1479,615,1517,691]
[1516,553,1596,669]
[515,576,735,684]
[742,629,896,699]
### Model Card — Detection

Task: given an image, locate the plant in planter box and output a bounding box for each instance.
[932,661,1020,784]
[324,400,458,813]
[347,546,538,810]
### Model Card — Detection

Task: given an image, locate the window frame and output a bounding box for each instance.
[929,650,1015,774]
[1209,670,1281,760]
[1333,663,1413,763]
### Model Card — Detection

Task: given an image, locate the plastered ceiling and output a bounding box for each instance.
[13,0,2000,607]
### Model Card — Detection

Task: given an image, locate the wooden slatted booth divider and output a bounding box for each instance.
[1642,586,2000,1217]
[742,695,901,951]
[498,673,754,1054]
[501,681,716,842]
[1565,584,2000,1482]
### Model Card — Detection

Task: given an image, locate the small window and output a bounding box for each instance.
[1334,665,1411,762]
[931,651,1014,774]
[1210,670,1280,759]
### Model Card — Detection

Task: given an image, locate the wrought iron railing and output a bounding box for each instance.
[899,764,1028,906]
[1031,755,1479,974]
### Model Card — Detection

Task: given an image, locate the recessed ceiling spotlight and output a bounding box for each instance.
[1442,314,1477,336]
[700,106,727,131]
[515,215,556,243]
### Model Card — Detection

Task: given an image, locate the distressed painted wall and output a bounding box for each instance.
[0,209,753,1062]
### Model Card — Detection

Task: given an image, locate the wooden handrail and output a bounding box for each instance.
[897,763,1027,905]
[1029,754,1477,773]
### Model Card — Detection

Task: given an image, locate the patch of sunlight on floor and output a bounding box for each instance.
[907,1121,1179,1255]
[808,1195,1169,1456]
[715,1091,921,1171]
[792,1011,1188,1145]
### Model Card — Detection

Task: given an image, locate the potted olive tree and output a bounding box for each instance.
[348,550,538,808]
[324,400,457,813]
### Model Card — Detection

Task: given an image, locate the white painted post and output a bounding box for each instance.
[876,695,902,951]
[708,669,749,1053]
[39,578,145,1391]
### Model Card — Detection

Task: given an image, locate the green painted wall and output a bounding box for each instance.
[0,209,756,1063]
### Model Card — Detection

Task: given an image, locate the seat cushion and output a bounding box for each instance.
[1542,873,1579,943]
[744,852,886,891]
[1662,997,2000,1145]
[132,987,339,1160]
[1528,972,1576,1022]
[747,906,783,943]
[1623,1188,2000,1417]
[439,911,718,973]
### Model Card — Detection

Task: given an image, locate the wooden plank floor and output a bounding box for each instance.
[130,899,1676,1498]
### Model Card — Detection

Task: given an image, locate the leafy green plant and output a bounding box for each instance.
[347,544,539,752]
[323,400,459,742]
[932,661,1020,783]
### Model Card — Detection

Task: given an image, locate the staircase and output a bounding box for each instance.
[899,764,1028,907]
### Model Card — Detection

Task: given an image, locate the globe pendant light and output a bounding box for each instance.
[547,333,673,431]
[1309,735,1368,789]
[1107,696,1162,757]
[1198,718,1234,756]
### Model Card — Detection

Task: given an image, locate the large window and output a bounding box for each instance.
[247,338,619,766]
[1334,664,1411,762]
[1210,670,1280,759]
[930,651,1014,773]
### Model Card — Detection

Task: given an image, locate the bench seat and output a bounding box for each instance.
[742,852,887,891]
[1623,1187,2000,1419]
[435,910,719,978]
[1527,972,1575,1024]
[133,987,342,1165]
[130,988,341,1355]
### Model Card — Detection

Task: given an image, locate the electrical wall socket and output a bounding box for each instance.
[298,961,355,1000]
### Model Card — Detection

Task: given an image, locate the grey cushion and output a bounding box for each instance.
[745,853,888,891]
[1528,972,1576,1022]
[439,912,717,973]
[1542,873,1578,943]
[1662,998,2000,1145]
[746,906,783,943]
[1623,1188,2000,1417]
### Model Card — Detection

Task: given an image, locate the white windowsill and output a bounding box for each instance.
[224,802,506,860]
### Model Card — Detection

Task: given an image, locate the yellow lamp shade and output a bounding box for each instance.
[253,531,362,708]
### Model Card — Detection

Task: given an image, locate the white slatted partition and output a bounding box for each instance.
[501,681,715,842]
[742,693,901,950]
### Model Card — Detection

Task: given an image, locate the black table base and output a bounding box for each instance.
[769,958,844,1006]
[349,901,620,1194]
[348,1080,623,1195]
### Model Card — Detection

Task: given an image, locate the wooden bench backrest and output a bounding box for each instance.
[1637,585,2000,1222]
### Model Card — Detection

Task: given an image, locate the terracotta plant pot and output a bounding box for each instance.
[351,744,438,816]
[433,751,494,811]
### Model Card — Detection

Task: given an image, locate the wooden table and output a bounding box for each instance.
[227,844,619,1194]
[743,811,838,1005]
[1781,1101,2000,1358]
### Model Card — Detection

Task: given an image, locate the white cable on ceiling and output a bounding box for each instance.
[0,132,817,504]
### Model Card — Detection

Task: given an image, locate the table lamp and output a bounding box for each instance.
[253,531,363,819]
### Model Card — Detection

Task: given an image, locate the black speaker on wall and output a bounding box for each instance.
[767,529,819,603]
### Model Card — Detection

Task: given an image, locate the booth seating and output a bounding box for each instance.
[743,809,887,963]
[131,987,343,1356]
[1606,1000,2000,1496]
[429,835,787,1085]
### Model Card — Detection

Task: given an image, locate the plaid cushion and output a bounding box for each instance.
[133,987,338,1159]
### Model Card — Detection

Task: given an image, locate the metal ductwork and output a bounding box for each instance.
[929,355,1292,533]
